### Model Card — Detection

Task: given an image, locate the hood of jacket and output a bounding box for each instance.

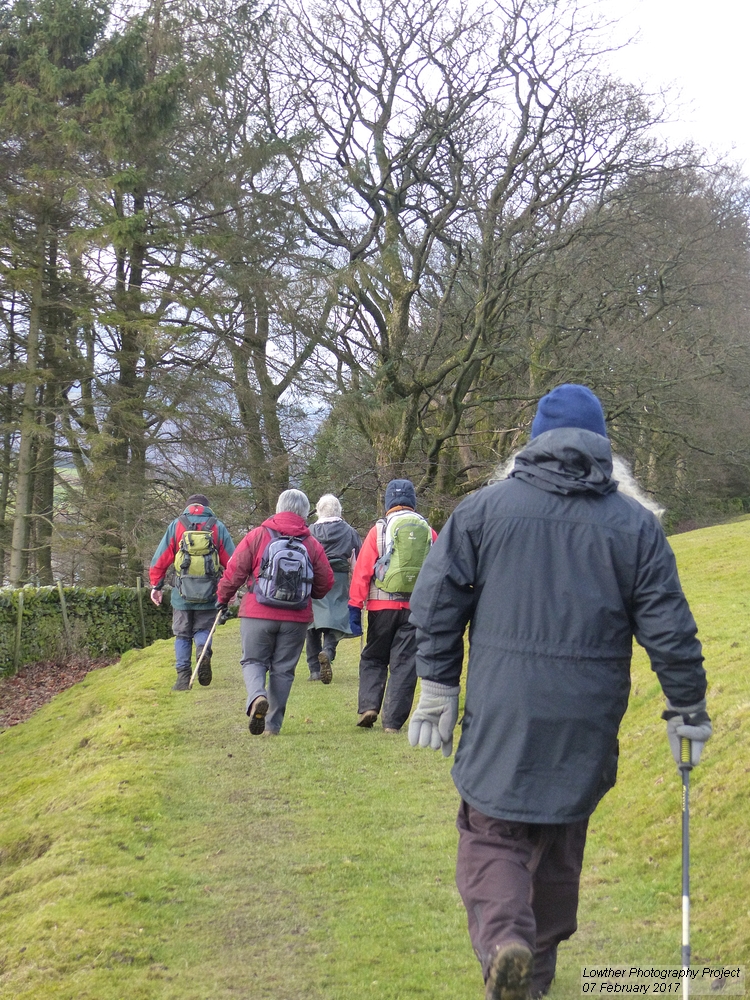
[510,427,616,497]
[261,511,310,537]
[309,517,359,562]
[182,503,215,519]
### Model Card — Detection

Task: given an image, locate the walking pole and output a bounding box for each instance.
[188,609,223,689]
[679,737,692,1000]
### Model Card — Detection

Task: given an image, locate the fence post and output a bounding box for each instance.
[136,576,147,648]
[57,580,72,653]
[13,590,24,674]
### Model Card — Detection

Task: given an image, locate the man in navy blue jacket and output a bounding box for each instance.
[407,385,711,1000]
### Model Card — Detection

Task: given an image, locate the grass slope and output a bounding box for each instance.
[1,518,748,999]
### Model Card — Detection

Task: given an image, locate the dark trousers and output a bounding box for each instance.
[357,608,417,730]
[455,800,588,997]
[305,628,341,673]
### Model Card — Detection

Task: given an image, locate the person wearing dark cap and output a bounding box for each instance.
[149,494,235,691]
[407,385,711,1000]
[348,478,437,732]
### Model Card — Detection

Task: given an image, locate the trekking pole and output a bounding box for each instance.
[679,737,692,1000]
[188,609,223,689]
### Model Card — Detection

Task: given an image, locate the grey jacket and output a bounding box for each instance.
[309,518,362,572]
[308,517,362,632]
[409,428,706,824]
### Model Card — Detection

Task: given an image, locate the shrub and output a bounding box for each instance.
[0,585,176,676]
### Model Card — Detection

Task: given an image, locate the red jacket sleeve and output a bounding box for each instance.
[149,521,178,588]
[216,527,263,605]
[348,525,380,608]
[307,536,334,599]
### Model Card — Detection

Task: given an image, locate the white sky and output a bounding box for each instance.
[598,0,750,172]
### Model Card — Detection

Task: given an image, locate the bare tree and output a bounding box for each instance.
[252,0,675,482]
[413,161,750,518]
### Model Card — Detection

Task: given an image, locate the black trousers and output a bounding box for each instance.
[357,608,417,730]
[455,800,588,997]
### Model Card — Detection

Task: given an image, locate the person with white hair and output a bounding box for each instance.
[217,489,334,735]
[407,385,711,1000]
[305,494,362,683]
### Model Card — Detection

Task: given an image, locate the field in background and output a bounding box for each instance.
[1,518,748,999]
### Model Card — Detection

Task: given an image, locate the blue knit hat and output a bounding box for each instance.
[384,478,417,511]
[531,384,607,439]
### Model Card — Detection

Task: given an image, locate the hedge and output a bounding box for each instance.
[0,584,177,676]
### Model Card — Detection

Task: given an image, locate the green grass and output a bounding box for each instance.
[1,517,749,999]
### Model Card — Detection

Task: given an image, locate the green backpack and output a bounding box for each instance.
[173,515,220,603]
[374,510,432,595]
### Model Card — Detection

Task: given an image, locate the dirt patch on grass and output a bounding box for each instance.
[0,657,116,729]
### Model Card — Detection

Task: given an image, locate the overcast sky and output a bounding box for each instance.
[598,0,749,171]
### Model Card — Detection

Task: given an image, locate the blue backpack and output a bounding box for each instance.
[254,529,314,609]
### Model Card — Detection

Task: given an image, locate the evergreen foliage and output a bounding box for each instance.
[2,0,750,584]
[0,584,174,673]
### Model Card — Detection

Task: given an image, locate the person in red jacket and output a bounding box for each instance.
[348,479,437,733]
[217,489,334,735]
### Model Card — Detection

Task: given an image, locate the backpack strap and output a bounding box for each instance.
[258,528,279,568]
[376,518,386,559]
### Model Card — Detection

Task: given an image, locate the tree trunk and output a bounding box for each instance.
[93,190,149,584]
[9,261,43,586]
[33,380,56,585]
[0,296,17,584]
[34,237,63,586]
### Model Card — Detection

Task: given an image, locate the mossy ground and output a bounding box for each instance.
[1,518,748,999]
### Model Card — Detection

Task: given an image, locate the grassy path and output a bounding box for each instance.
[1,518,749,998]
[1,626,475,999]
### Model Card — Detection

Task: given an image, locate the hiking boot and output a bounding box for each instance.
[196,647,212,687]
[172,671,191,691]
[308,671,322,682]
[357,709,378,728]
[248,696,269,735]
[485,944,533,1000]
[318,650,333,685]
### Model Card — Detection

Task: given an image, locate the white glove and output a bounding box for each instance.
[662,698,712,768]
[408,679,461,758]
